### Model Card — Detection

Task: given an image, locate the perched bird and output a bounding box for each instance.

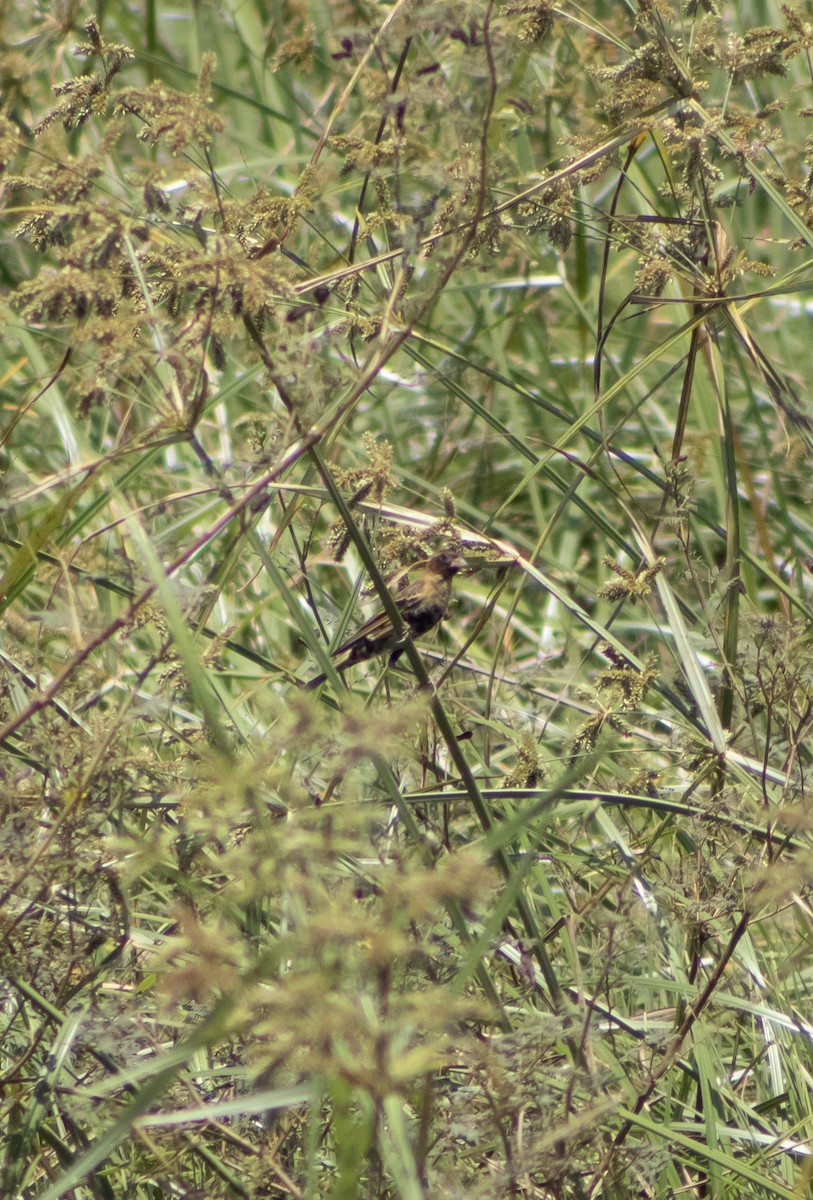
[305,549,466,689]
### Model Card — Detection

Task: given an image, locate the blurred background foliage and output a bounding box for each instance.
[3,1,813,1197]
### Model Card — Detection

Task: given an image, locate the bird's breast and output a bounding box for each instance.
[407,602,447,636]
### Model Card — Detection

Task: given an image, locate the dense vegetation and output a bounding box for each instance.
[3,1,813,1196]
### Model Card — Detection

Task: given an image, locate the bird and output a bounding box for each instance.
[305,549,466,689]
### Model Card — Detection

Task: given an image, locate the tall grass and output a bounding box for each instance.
[3,1,813,1196]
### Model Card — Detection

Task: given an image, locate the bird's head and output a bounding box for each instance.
[427,549,467,579]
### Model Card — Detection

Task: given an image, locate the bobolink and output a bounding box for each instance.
[305,549,466,689]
